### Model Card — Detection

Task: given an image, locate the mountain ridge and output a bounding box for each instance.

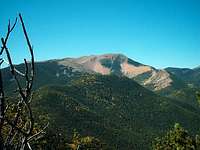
[55,53,183,92]
[3,53,200,106]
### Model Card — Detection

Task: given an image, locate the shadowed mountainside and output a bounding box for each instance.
[32,74,200,149]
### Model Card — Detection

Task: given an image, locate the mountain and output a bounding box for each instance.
[58,54,178,92]
[63,54,200,106]
[2,53,200,149]
[166,67,200,87]
[2,60,91,93]
[57,54,199,106]
[164,67,200,106]
[32,74,200,149]
[2,53,174,92]
[58,54,152,76]
[3,53,199,107]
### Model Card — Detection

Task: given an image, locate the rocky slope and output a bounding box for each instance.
[58,54,175,91]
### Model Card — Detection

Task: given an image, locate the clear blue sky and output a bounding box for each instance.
[0,0,200,68]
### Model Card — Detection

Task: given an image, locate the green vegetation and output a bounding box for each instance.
[67,130,108,150]
[2,60,200,149]
[153,123,200,150]
[160,87,200,108]
[163,68,200,108]
[197,92,200,106]
[165,67,200,87]
[29,74,200,149]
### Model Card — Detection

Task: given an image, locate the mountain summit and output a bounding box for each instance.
[57,53,173,91]
[59,54,151,76]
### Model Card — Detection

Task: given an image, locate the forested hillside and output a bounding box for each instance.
[29,74,200,149]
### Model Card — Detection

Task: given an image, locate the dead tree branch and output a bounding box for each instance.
[0,14,47,150]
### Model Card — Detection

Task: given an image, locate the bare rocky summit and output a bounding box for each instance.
[57,53,173,91]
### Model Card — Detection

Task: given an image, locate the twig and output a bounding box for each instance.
[27,122,49,141]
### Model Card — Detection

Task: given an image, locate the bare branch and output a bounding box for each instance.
[0,17,17,55]
[27,142,33,150]
[19,13,35,96]
[3,59,25,77]
[0,14,44,150]
[1,38,26,99]
[27,122,49,142]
